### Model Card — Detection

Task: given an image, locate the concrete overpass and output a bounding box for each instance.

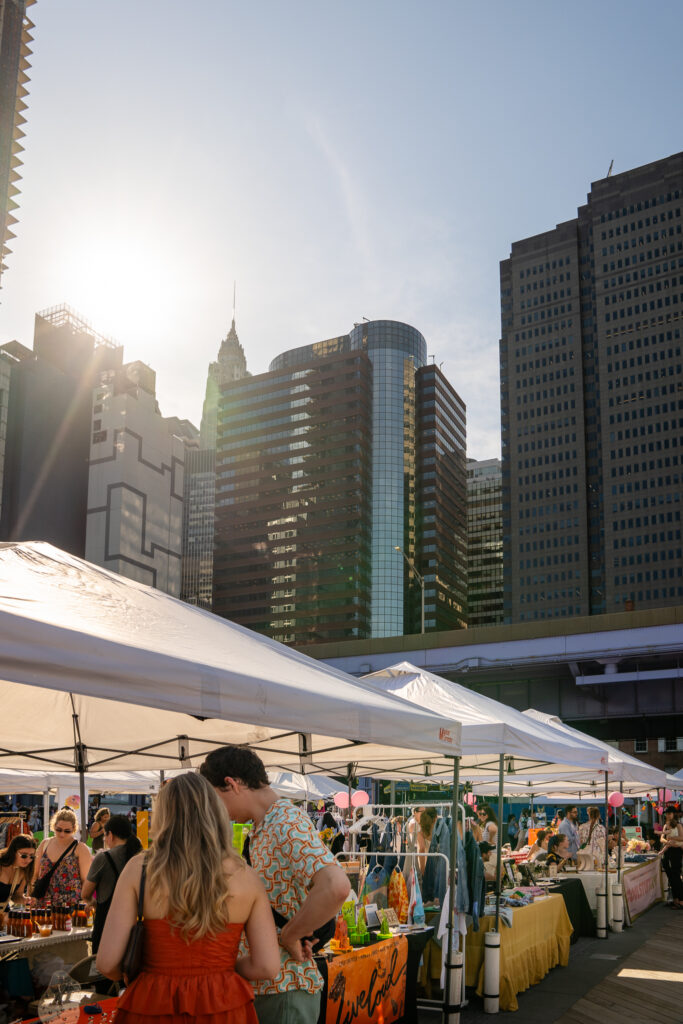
[298,606,683,774]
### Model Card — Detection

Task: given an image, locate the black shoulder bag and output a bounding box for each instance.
[242,835,335,949]
[121,859,147,983]
[32,840,77,899]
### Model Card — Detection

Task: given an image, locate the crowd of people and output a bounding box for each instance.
[1,774,682,1022]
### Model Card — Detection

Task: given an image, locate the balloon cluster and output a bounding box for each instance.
[334,790,370,809]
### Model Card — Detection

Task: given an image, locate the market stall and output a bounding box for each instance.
[464,893,573,1012]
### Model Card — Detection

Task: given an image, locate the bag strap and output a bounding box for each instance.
[104,851,121,881]
[0,868,22,913]
[46,840,77,875]
[136,859,147,923]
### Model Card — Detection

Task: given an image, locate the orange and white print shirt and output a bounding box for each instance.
[248,797,336,996]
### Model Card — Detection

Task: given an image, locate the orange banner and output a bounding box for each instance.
[326,934,408,1024]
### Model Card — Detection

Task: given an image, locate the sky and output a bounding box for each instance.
[1,0,682,459]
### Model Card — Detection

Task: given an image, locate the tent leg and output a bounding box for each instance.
[42,789,51,838]
[494,754,504,932]
[442,756,461,1024]
[603,771,609,937]
[484,931,500,1014]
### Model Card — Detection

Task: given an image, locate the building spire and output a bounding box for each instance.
[232,280,236,328]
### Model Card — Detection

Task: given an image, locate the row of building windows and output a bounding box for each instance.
[515,367,575,389]
[599,191,680,221]
[517,433,577,453]
[603,277,681,306]
[519,607,582,620]
[606,327,681,355]
[601,241,683,275]
[601,224,682,257]
[516,383,576,405]
[512,320,574,345]
[635,737,683,754]
[518,551,581,569]
[615,586,683,602]
[613,529,681,549]
[520,303,573,325]
[615,568,682,586]
[518,256,571,278]
[520,287,571,309]
[518,483,579,502]
[614,548,682,567]
[611,377,682,406]
[611,455,682,477]
[605,292,681,321]
[613,492,680,511]
[601,207,682,239]
[611,417,683,440]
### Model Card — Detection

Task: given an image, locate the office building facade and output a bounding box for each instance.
[180,317,249,609]
[0,0,35,286]
[86,360,185,595]
[467,458,504,627]
[214,320,467,644]
[500,151,683,622]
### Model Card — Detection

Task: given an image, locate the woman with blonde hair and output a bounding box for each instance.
[33,808,91,904]
[578,806,606,866]
[97,772,279,1024]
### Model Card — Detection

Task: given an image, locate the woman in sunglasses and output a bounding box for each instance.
[0,835,37,910]
[32,809,91,905]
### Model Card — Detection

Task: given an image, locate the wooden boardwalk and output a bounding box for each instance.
[554,912,683,1024]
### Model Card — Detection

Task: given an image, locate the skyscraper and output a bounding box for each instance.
[1,304,187,596]
[180,316,249,609]
[500,151,683,622]
[213,320,467,644]
[86,360,186,595]
[466,458,503,627]
[0,0,35,287]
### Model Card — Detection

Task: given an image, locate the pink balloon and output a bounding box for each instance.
[608,792,625,808]
[351,791,369,807]
[334,792,350,809]
[656,804,664,814]
[464,792,476,806]
[665,790,673,802]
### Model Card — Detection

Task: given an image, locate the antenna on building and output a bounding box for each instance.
[606,159,614,177]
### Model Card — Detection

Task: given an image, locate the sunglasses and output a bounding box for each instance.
[18,853,34,860]
[54,827,74,834]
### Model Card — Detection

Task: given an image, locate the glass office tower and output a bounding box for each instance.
[214,320,467,643]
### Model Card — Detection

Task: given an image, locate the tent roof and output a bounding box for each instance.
[523,709,666,787]
[0,768,159,795]
[352,662,606,778]
[0,543,461,771]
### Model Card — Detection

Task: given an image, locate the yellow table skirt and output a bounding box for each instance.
[465,893,573,1011]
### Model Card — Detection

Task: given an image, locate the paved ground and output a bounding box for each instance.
[417,902,681,1023]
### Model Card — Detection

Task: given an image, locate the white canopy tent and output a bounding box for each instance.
[522,709,667,788]
[354,663,608,778]
[0,544,461,780]
[268,772,354,803]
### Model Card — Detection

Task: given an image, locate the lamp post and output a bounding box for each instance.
[394,545,425,634]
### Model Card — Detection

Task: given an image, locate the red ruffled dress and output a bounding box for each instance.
[116,919,257,1024]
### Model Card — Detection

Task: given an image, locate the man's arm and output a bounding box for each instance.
[279,863,350,962]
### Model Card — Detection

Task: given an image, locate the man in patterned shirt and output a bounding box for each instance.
[201,746,350,1024]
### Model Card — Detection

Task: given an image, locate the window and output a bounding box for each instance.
[657,737,683,752]
[634,739,648,753]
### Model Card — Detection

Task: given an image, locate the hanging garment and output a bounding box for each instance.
[464,829,486,932]
[387,866,409,924]
[422,817,451,907]
[408,866,425,925]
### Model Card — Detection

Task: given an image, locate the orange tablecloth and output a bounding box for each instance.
[465,893,573,1011]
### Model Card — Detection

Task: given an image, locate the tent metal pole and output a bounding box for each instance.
[598,771,609,939]
[494,754,504,932]
[442,755,461,1024]
[70,694,88,838]
[42,788,50,838]
[617,781,624,879]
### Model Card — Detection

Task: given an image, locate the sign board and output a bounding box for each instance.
[326,934,408,1024]
[622,857,664,923]
[624,826,643,840]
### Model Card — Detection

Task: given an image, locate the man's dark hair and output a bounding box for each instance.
[547,833,565,856]
[565,804,578,815]
[536,829,548,843]
[199,746,269,790]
